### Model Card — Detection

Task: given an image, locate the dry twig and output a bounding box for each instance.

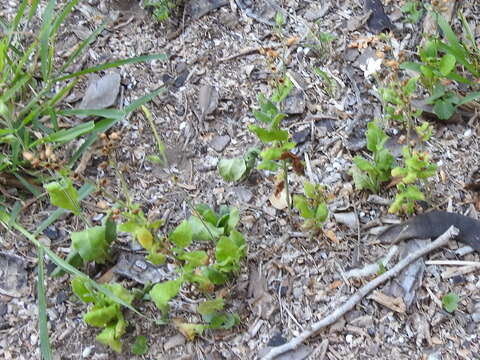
[261,226,459,360]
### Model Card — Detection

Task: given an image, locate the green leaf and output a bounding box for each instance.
[293,195,315,219]
[44,178,80,214]
[131,335,148,355]
[226,208,240,233]
[442,292,459,313]
[169,220,193,248]
[149,279,183,316]
[37,247,53,360]
[248,125,289,143]
[218,157,246,182]
[439,53,456,76]
[366,122,388,152]
[178,250,209,269]
[188,216,224,241]
[96,325,122,353]
[195,204,218,225]
[84,304,119,327]
[173,321,205,341]
[71,277,95,303]
[315,202,328,222]
[197,298,224,318]
[433,99,455,120]
[72,225,111,263]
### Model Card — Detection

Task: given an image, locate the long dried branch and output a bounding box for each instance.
[261,226,459,360]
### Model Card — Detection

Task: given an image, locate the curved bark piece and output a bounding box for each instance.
[378,211,480,251]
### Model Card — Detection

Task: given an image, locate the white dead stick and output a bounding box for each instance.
[261,226,459,360]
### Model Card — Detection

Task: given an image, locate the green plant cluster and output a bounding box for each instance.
[145,0,177,22]
[0,0,164,197]
[401,12,480,119]
[293,181,328,232]
[42,179,245,351]
[351,121,437,215]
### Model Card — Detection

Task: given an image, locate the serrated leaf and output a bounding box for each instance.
[71,277,95,303]
[293,195,315,219]
[195,204,218,225]
[84,304,119,327]
[197,298,224,318]
[169,220,193,248]
[96,325,122,353]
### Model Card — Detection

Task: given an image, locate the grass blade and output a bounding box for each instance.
[124,87,165,113]
[57,23,107,75]
[30,122,95,147]
[55,54,167,82]
[51,0,79,39]
[38,247,53,360]
[0,212,143,316]
[39,0,56,80]
[1,74,31,102]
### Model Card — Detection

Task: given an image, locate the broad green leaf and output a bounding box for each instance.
[303,181,316,199]
[136,227,153,250]
[442,292,459,313]
[433,99,455,120]
[96,325,122,353]
[149,279,183,315]
[71,277,95,303]
[195,204,218,225]
[169,220,193,248]
[218,157,246,182]
[197,298,224,318]
[293,195,315,219]
[84,304,119,327]
[253,110,272,123]
[44,178,80,214]
[315,203,328,222]
[439,53,456,76]
[248,125,289,143]
[118,220,141,234]
[188,216,224,241]
[131,335,148,355]
[72,225,111,263]
[353,156,375,173]
[204,266,228,285]
[173,320,205,341]
[178,250,209,268]
[226,208,240,233]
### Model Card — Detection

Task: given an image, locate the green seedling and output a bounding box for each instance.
[145,0,177,22]
[351,122,395,193]
[314,68,338,98]
[401,1,424,24]
[72,278,134,353]
[131,336,149,355]
[249,77,297,207]
[415,121,434,141]
[442,292,460,313]
[389,147,437,214]
[379,77,421,131]
[400,12,480,119]
[293,181,328,232]
[218,147,260,182]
